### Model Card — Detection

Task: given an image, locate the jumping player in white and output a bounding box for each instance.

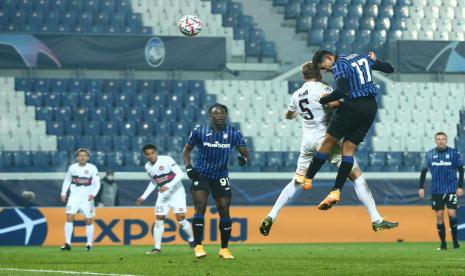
[61,148,101,251]
[136,144,195,254]
[260,63,398,235]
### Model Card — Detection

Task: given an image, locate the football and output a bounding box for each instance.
[178,15,203,36]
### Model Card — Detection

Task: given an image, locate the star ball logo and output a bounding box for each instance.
[145,37,165,68]
[0,208,48,245]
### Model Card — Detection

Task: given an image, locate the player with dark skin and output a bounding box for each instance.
[183,105,249,259]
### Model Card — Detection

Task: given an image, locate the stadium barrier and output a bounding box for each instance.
[0,206,456,246]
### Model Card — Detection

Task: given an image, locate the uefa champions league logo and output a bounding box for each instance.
[145,37,165,68]
[426,41,465,73]
[0,208,48,245]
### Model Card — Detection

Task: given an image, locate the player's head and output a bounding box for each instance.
[312,49,336,71]
[75,148,90,165]
[208,103,228,128]
[435,132,448,150]
[142,144,158,163]
[301,62,322,81]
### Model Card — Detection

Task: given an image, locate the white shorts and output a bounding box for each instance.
[66,196,96,219]
[296,135,359,175]
[155,185,187,216]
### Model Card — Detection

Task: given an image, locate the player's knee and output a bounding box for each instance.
[195,206,207,214]
[175,214,186,221]
[156,215,166,220]
[217,207,230,218]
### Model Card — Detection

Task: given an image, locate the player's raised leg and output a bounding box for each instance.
[347,168,399,231]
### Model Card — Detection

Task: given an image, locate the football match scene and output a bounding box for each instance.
[0,0,464,275]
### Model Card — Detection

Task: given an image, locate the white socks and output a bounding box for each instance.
[268,180,302,221]
[178,219,194,242]
[86,224,94,246]
[65,222,73,245]
[352,175,383,223]
[154,220,164,250]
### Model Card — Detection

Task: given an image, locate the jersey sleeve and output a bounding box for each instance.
[187,126,200,146]
[288,94,297,112]
[91,166,101,197]
[233,129,246,147]
[61,166,72,196]
[424,152,431,169]
[333,60,351,80]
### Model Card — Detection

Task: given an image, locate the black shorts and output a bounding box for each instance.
[327,96,377,145]
[432,194,458,210]
[191,174,231,198]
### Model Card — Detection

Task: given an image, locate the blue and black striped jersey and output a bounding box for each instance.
[425,147,464,194]
[187,124,246,180]
[332,53,377,99]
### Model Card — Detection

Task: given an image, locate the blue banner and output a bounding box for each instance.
[0,33,226,70]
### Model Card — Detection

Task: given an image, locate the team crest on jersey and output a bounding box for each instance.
[223,133,228,140]
[178,208,184,212]
[159,165,164,171]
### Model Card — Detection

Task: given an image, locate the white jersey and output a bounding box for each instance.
[141,155,185,200]
[288,81,333,139]
[61,163,101,199]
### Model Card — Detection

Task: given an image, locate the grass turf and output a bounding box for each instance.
[1,243,465,275]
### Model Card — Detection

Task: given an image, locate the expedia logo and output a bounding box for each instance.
[145,37,165,68]
[0,208,48,245]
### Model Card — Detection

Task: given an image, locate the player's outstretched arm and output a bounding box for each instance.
[319,78,349,105]
[368,52,394,73]
[138,181,156,204]
[237,146,250,166]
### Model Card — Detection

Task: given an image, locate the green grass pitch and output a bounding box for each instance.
[1,243,465,275]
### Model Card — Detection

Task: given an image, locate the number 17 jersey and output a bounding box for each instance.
[288,81,333,139]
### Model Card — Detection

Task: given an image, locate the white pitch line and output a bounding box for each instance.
[0,268,137,276]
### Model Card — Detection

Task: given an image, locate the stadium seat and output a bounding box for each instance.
[57,136,76,151]
[101,121,119,136]
[83,121,101,136]
[31,151,51,168]
[125,151,142,168]
[95,136,113,151]
[107,151,124,168]
[50,151,69,167]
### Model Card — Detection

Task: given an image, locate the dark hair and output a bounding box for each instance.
[301,62,322,80]
[75,148,90,157]
[142,144,157,152]
[312,49,335,68]
[435,132,447,138]
[208,103,228,114]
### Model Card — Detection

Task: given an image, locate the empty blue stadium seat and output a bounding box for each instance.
[57,136,75,151]
[137,122,155,136]
[188,80,205,94]
[50,151,69,167]
[273,0,289,6]
[35,106,54,121]
[95,136,113,151]
[137,80,154,94]
[32,151,51,167]
[110,107,126,122]
[73,107,90,121]
[66,121,83,136]
[83,121,101,135]
[285,2,300,19]
[50,79,68,93]
[92,151,106,168]
[114,92,133,108]
[386,152,402,167]
[54,107,72,121]
[15,78,32,91]
[13,152,32,167]
[359,17,375,30]
[212,0,228,14]
[369,152,386,167]
[155,122,173,136]
[148,93,168,107]
[101,121,118,136]
[47,121,65,135]
[333,3,348,17]
[325,29,340,42]
[402,152,421,168]
[317,3,332,17]
[250,152,266,169]
[261,41,277,59]
[266,152,283,167]
[127,13,142,28]
[312,16,328,30]
[308,29,324,45]
[0,152,13,168]
[125,151,142,168]
[25,92,43,106]
[89,107,108,122]
[113,136,130,151]
[119,121,137,136]
[143,108,161,122]
[68,79,85,92]
[79,92,97,107]
[328,17,344,30]
[297,16,312,33]
[107,151,124,168]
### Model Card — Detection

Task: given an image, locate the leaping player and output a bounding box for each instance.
[60,148,101,251]
[259,63,398,236]
[136,144,195,254]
